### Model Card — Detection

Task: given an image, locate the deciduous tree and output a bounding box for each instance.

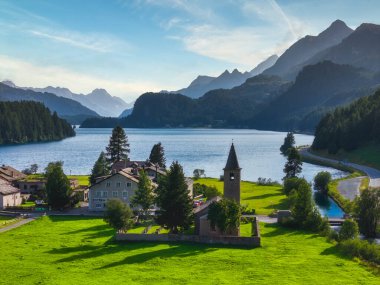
[45,161,72,210]
[104,198,134,231]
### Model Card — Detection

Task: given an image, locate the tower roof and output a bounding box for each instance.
[224,143,240,170]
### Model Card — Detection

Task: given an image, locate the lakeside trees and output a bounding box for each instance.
[0,101,75,144]
[106,126,130,163]
[155,161,193,233]
[312,89,380,154]
[314,171,331,194]
[280,132,295,155]
[149,142,166,168]
[283,147,302,180]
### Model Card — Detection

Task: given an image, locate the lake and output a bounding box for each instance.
[0,128,346,217]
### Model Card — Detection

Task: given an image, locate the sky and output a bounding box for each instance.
[0,0,379,102]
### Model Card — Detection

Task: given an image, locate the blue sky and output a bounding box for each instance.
[0,0,379,102]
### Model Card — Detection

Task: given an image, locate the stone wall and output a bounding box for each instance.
[116,218,261,247]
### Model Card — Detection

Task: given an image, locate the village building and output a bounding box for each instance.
[194,143,241,237]
[88,161,193,211]
[0,165,26,184]
[0,179,22,209]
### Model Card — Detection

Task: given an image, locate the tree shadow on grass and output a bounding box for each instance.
[64,224,111,235]
[261,224,321,239]
[97,243,218,269]
[48,241,160,263]
[244,192,282,200]
[320,244,352,261]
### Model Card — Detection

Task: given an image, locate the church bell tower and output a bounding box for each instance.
[223,143,241,204]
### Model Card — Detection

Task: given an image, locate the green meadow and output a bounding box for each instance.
[197,178,289,215]
[0,216,377,284]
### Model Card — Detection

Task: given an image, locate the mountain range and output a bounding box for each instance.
[0,82,99,124]
[1,81,132,117]
[173,54,278,99]
[85,20,380,133]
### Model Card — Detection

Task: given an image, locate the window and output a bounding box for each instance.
[96,191,101,198]
[106,182,111,187]
[127,182,132,188]
[112,191,118,197]
[95,203,102,208]
[122,192,128,198]
[116,182,121,187]
[102,191,108,198]
[230,172,235,181]
[24,185,27,190]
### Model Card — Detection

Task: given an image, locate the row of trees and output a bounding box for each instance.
[89,126,166,185]
[0,101,75,144]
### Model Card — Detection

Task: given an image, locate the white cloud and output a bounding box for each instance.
[0,55,164,102]
[28,29,132,54]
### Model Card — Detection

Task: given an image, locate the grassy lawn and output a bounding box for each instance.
[197,178,289,215]
[0,216,377,284]
[67,175,90,187]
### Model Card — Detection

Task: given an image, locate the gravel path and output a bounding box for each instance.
[337,177,365,201]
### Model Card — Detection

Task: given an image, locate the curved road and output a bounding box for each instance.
[300,148,380,189]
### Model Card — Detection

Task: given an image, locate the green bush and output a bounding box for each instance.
[338,239,380,265]
[314,171,331,194]
[339,219,359,241]
[283,177,305,196]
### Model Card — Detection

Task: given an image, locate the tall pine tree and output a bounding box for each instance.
[89,151,110,185]
[149,142,166,168]
[106,126,130,164]
[155,161,193,233]
[283,147,302,180]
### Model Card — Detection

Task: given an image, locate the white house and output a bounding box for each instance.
[0,179,22,209]
[88,162,193,211]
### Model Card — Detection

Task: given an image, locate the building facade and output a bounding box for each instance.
[0,180,22,209]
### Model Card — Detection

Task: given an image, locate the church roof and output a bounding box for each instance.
[224,143,241,170]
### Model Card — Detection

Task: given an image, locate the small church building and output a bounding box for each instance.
[194,143,241,237]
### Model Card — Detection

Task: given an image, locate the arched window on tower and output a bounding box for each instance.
[230,172,235,181]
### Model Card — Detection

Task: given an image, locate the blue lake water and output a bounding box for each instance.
[0,128,346,217]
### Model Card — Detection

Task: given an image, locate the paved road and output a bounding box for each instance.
[337,177,365,201]
[300,148,380,188]
[0,217,35,233]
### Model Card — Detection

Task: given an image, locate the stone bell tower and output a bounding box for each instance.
[223,143,241,204]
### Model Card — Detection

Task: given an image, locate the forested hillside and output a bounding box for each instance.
[312,89,380,153]
[0,101,75,144]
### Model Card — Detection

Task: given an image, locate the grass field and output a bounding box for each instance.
[0,216,377,284]
[197,178,289,215]
[0,216,20,228]
[67,175,90,187]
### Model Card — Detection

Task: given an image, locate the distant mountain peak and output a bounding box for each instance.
[319,19,353,39]
[1,80,16,88]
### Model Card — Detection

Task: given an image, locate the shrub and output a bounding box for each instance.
[338,239,380,265]
[314,171,331,194]
[257,177,280,186]
[339,219,359,241]
[104,198,134,231]
[283,177,305,196]
[355,188,380,238]
[193,183,220,200]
